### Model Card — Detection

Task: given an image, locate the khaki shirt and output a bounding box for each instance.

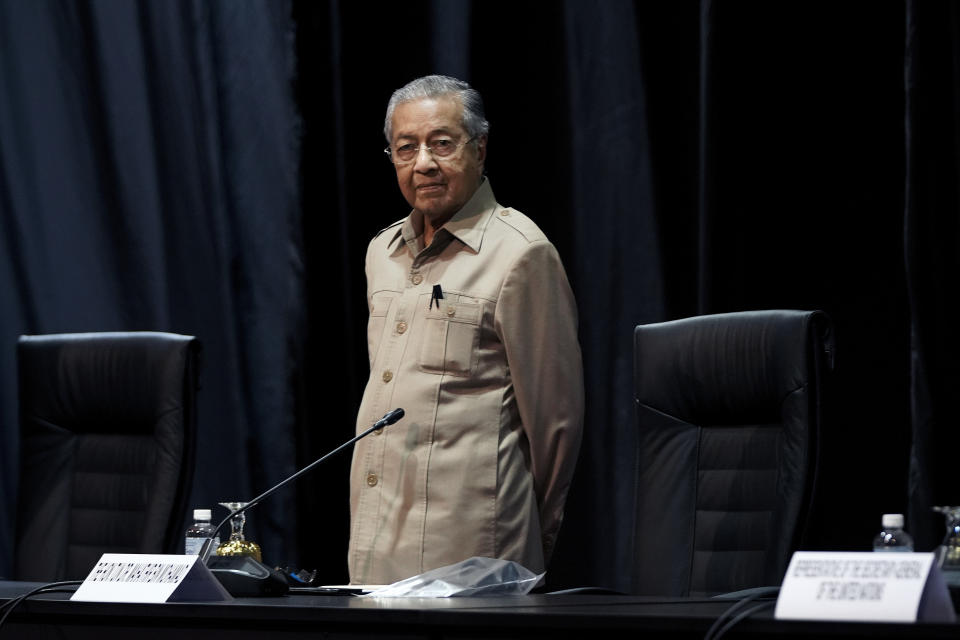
[348,179,584,585]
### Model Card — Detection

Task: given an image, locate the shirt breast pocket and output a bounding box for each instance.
[367,291,396,367]
[418,299,482,377]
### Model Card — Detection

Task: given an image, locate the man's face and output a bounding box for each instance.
[389,96,486,224]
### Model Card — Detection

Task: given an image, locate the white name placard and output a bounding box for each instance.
[71,553,233,603]
[774,551,955,623]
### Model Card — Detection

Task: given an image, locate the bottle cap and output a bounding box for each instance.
[882,513,904,529]
[194,508,212,521]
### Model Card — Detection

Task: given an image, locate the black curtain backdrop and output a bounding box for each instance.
[0,0,302,577]
[904,0,960,552]
[1,0,958,593]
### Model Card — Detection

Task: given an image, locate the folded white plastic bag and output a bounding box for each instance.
[363,556,544,598]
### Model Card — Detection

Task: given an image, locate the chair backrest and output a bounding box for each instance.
[14,332,200,581]
[631,310,834,596]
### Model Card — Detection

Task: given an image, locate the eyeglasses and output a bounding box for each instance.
[384,137,477,165]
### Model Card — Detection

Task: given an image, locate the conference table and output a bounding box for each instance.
[1,581,958,639]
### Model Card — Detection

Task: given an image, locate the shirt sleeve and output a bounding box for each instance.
[494,240,585,564]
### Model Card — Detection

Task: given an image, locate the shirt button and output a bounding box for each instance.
[396,321,407,334]
[411,273,423,285]
[446,305,456,317]
[500,209,510,216]
[382,370,393,383]
[366,473,378,487]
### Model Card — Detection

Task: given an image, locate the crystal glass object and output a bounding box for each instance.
[216,501,263,562]
[933,506,960,571]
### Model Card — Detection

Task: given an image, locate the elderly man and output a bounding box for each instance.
[349,75,584,585]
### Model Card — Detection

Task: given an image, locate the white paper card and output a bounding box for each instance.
[775,551,955,623]
[71,553,233,603]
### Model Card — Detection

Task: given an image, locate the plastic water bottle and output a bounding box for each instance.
[872,513,914,552]
[185,508,218,555]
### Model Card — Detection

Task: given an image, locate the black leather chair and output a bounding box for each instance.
[631,310,834,596]
[14,332,200,581]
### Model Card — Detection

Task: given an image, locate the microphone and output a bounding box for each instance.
[200,408,404,596]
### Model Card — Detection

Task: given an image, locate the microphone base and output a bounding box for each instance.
[207,555,290,597]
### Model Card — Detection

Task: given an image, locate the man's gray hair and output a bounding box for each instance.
[384,75,490,142]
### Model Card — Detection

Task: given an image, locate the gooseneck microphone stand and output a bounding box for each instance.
[198,408,405,595]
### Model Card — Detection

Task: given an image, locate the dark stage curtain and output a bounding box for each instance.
[904,0,960,551]
[295,0,918,591]
[0,0,302,577]
[1,0,957,592]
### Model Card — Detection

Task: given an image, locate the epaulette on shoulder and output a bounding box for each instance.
[494,207,547,243]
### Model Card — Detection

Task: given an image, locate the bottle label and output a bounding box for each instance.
[185,536,219,555]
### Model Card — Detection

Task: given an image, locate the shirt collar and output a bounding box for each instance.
[388,178,497,255]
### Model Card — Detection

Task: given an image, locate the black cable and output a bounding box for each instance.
[0,581,81,617]
[704,593,761,639]
[704,586,780,640]
[0,581,83,634]
[710,599,778,640]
